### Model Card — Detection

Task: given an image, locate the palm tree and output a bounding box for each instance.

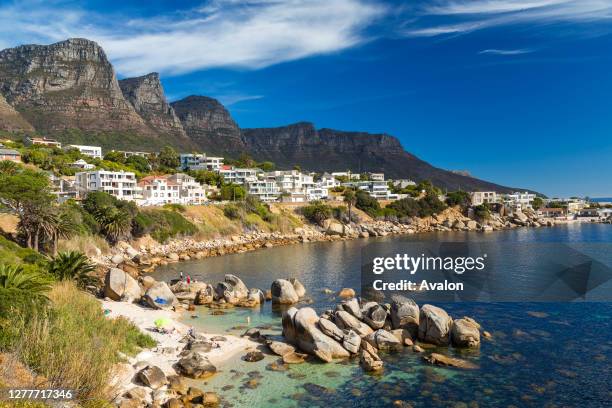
[343,189,356,223]
[0,264,53,302]
[47,251,99,289]
[94,207,132,244]
[0,160,19,175]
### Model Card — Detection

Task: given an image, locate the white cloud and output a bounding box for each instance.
[479,48,533,55]
[403,0,612,37]
[0,0,387,77]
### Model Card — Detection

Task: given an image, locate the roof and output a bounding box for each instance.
[0,148,20,155]
[540,207,565,212]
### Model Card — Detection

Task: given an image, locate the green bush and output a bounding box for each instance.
[223,204,242,220]
[301,201,333,224]
[163,203,186,212]
[133,209,197,243]
[445,191,471,209]
[387,191,447,218]
[355,190,381,217]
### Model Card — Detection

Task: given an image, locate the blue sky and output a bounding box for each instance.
[1,0,612,197]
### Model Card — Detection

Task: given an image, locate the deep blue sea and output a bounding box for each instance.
[153,223,612,407]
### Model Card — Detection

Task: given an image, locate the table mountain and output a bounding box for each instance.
[171,95,245,156]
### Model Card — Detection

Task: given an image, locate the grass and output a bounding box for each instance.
[15,282,156,402]
[0,235,46,266]
[58,235,110,257]
[134,208,198,243]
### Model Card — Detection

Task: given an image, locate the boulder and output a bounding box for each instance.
[141,276,156,290]
[111,253,125,265]
[289,278,306,298]
[342,330,361,354]
[176,352,217,379]
[451,318,481,348]
[418,304,453,346]
[282,352,307,364]
[247,288,265,305]
[341,297,362,320]
[284,307,350,362]
[466,220,478,230]
[390,296,419,338]
[224,274,249,299]
[267,341,295,357]
[136,365,167,389]
[360,349,383,372]
[337,288,356,299]
[281,307,299,343]
[144,282,177,310]
[104,268,142,302]
[362,303,387,330]
[167,253,180,262]
[167,375,188,395]
[326,220,345,236]
[271,279,299,304]
[215,281,239,304]
[194,285,214,305]
[364,329,401,351]
[333,311,373,337]
[317,318,344,342]
[243,351,264,362]
[423,353,478,370]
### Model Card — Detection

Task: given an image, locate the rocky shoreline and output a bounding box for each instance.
[96,207,552,275]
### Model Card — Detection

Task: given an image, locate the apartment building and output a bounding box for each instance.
[319,173,340,189]
[68,144,102,159]
[343,180,393,200]
[180,153,224,171]
[75,170,137,201]
[471,191,498,206]
[0,148,21,162]
[168,173,207,205]
[219,166,260,185]
[24,137,62,148]
[138,176,180,206]
[246,180,281,202]
[265,170,315,193]
[504,191,536,210]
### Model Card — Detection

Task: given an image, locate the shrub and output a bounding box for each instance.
[17,282,156,402]
[387,191,447,218]
[473,204,491,220]
[445,191,471,209]
[163,203,187,212]
[355,190,381,217]
[47,251,99,289]
[301,201,333,225]
[223,204,242,220]
[133,209,197,243]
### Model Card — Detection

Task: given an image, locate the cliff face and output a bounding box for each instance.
[118,73,185,136]
[0,38,152,135]
[0,93,34,132]
[171,95,245,156]
[242,123,518,193]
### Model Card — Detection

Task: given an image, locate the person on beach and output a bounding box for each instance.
[187,275,191,284]
[180,271,184,281]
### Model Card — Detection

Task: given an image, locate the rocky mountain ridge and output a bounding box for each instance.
[0,38,525,192]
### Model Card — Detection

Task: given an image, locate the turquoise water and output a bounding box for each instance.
[154,223,612,407]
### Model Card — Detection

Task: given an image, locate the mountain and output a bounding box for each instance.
[241,122,518,192]
[0,93,33,132]
[0,38,529,192]
[0,38,151,136]
[171,95,244,156]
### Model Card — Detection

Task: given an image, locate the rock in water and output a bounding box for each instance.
[341,297,362,320]
[271,279,299,304]
[418,304,453,346]
[360,349,383,372]
[364,329,401,351]
[177,352,217,378]
[363,303,387,330]
[342,330,361,354]
[337,288,356,299]
[225,274,249,299]
[317,318,344,342]
[144,282,177,310]
[390,296,419,338]
[104,268,142,302]
[137,365,167,389]
[282,307,299,343]
[289,278,306,298]
[451,318,481,348]
[267,341,295,357]
[243,351,264,362]
[333,311,373,337]
[423,353,478,369]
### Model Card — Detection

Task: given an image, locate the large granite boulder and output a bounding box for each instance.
[137,365,167,389]
[282,307,349,362]
[362,302,387,330]
[364,329,401,351]
[289,278,306,298]
[341,297,362,320]
[224,274,249,299]
[451,318,481,348]
[271,279,299,304]
[390,296,420,338]
[318,318,344,342]
[144,282,178,310]
[333,311,373,337]
[342,330,361,354]
[418,304,453,346]
[176,352,217,378]
[194,284,215,305]
[104,268,142,302]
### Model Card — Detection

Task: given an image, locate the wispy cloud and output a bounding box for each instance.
[479,48,534,55]
[402,0,612,37]
[0,0,388,77]
[216,94,264,106]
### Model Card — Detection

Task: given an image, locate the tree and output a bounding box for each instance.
[343,189,357,223]
[301,201,333,225]
[257,161,275,172]
[158,146,180,169]
[125,155,150,173]
[191,170,223,187]
[0,264,53,302]
[531,197,544,210]
[0,160,19,175]
[445,191,471,209]
[355,190,380,217]
[219,184,246,201]
[47,251,99,289]
[103,151,126,163]
[96,206,133,244]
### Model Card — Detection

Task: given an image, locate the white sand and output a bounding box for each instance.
[100,300,257,377]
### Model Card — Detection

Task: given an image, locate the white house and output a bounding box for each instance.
[471,191,498,206]
[246,180,280,202]
[75,170,137,201]
[504,192,536,210]
[180,153,224,171]
[71,159,95,170]
[369,173,385,181]
[306,186,329,201]
[168,173,207,205]
[68,144,102,159]
[343,180,393,200]
[138,176,180,206]
[319,173,340,189]
[219,166,260,185]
